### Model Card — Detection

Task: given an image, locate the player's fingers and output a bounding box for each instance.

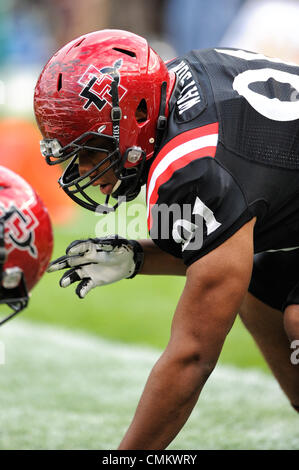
[48,254,90,272]
[96,243,114,252]
[68,241,115,259]
[75,278,94,299]
[69,239,114,254]
[66,240,96,256]
[96,236,127,252]
[47,255,70,272]
[59,268,81,288]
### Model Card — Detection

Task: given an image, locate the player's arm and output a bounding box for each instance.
[138,239,186,276]
[118,218,255,450]
[47,236,185,298]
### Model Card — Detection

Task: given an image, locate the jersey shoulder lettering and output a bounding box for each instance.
[167,58,207,121]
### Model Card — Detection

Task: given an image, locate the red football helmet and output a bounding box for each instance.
[0,166,53,325]
[34,29,175,213]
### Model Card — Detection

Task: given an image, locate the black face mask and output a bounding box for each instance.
[58,132,147,214]
[0,220,29,327]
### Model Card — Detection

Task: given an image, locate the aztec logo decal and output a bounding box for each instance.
[78,59,127,111]
[0,203,39,258]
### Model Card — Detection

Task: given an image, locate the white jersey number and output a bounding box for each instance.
[172,197,222,251]
[216,49,299,122]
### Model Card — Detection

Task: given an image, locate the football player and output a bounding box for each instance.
[0,166,53,326]
[34,30,299,449]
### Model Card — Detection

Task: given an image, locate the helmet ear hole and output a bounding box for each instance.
[57,73,63,92]
[112,47,136,58]
[135,99,147,124]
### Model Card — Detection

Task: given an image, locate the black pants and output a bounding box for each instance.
[249,249,299,312]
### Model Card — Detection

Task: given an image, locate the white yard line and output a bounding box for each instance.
[0,321,298,450]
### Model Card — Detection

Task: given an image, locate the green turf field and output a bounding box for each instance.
[0,321,297,450]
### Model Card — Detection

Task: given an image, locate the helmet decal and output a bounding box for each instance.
[78,60,127,112]
[0,202,39,259]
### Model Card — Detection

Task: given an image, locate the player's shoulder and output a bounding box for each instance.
[146,122,219,212]
[148,52,221,208]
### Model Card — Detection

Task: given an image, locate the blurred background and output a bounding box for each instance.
[1,0,299,395]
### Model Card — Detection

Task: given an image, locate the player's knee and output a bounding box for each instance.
[284,304,299,341]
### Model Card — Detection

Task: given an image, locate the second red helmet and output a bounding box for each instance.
[0,166,53,325]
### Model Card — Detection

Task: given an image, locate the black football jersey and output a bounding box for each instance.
[146,48,299,266]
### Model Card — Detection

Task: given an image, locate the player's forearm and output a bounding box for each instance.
[138,239,186,276]
[119,224,254,450]
[118,349,212,450]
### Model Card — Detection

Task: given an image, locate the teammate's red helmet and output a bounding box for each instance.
[0,166,53,325]
[34,29,175,212]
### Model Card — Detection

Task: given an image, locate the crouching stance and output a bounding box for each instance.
[35,29,299,448]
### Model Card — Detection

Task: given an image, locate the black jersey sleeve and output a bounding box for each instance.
[148,156,252,266]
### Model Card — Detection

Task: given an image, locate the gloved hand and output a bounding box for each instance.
[47,235,144,298]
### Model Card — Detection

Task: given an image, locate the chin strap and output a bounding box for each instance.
[73,78,169,213]
[111,80,168,205]
[0,219,5,271]
[154,81,168,155]
[110,79,122,143]
[0,218,29,327]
